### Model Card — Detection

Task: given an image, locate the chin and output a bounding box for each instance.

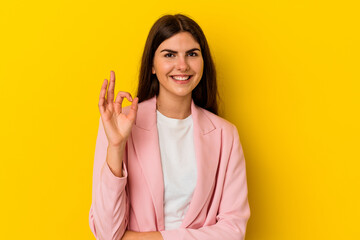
[174,92,193,98]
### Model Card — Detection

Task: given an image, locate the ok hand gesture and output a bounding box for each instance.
[98,71,138,148]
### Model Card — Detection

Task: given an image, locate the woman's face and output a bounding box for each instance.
[152,31,204,100]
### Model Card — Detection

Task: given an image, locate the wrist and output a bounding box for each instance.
[108,140,126,150]
[107,145,124,154]
[106,144,125,177]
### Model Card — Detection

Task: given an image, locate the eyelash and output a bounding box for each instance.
[164,52,198,57]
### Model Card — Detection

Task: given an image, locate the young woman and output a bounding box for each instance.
[89,14,250,240]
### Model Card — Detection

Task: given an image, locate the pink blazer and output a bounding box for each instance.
[89,96,250,240]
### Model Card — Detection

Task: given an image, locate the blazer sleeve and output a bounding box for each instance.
[89,116,130,240]
[160,124,250,240]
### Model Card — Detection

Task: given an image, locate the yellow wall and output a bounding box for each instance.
[1,0,359,239]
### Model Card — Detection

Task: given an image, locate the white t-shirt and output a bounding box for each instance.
[156,110,197,230]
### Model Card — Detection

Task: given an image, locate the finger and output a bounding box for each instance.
[127,97,139,121]
[98,79,108,115]
[114,91,133,114]
[107,71,116,104]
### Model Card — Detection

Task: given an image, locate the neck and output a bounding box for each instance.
[156,94,192,119]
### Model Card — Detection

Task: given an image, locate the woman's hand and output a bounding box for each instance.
[99,70,138,176]
[98,70,139,148]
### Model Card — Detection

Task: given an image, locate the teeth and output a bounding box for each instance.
[172,76,190,80]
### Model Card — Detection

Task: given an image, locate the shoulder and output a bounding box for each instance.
[196,105,239,136]
[196,106,244,156]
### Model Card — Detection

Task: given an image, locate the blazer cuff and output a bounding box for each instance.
[101,160,128,192]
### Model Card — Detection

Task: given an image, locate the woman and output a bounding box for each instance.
[89,14,250,240]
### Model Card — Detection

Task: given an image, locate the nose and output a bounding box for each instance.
[176,55,190,72]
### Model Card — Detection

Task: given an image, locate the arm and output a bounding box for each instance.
[89,71,138,240]
[159,124,250,240]
[89,117,130,240]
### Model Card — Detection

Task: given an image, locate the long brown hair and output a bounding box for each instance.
[137,14,218,115]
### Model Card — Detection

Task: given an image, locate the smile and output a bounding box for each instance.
[171,75,192,81]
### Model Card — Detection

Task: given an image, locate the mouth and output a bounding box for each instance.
[170,75,193,84]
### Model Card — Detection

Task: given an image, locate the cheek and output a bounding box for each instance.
[154,60,173,74]
[194,59,204,74]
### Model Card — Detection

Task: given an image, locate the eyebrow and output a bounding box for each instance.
[160,48,201,53]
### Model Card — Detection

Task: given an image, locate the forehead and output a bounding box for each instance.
[157,32,200,51]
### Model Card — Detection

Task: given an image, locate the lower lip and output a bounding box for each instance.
[171,76,192,84]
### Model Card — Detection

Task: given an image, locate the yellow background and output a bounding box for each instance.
[1,0,359,239]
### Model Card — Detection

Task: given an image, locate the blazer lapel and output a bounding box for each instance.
[181,101,221,228]
[131,96,165,230]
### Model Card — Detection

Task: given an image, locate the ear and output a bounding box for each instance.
[152,66,155,74]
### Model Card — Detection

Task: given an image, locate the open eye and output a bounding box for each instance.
[164,53,175,58]
[188,52,198,57]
